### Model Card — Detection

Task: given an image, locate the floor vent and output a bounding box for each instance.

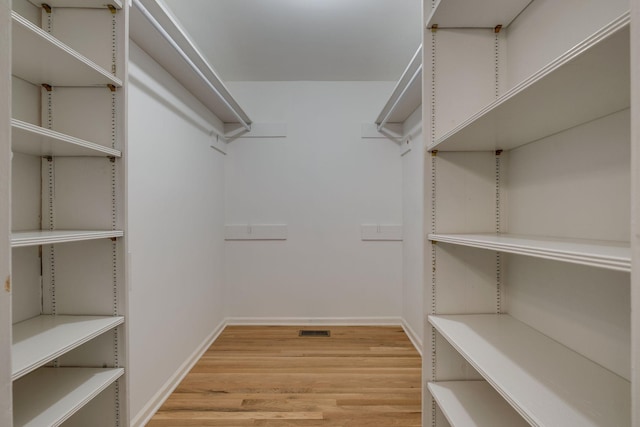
[299,330,331,337]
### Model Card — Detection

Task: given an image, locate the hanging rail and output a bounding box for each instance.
[375,44,422,131]
[132,0,251,132]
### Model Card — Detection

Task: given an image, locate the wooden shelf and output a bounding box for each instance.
[428,381,529,427]
[12,315,124,380]
[11,230,123,248]
[428,233,630,272]
[375,45,422,127]
[11,119,121,157]
[13,367,124,427]
[426,0,532,28]
[11,12,122,87]
[429,314,630,427]
[26,0,122,8]
[428,14,630,152]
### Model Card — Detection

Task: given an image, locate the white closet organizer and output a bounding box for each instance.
[375,44,422,132]
[130,0,252,139]
[424,1,633,426]
[8,0,127,425]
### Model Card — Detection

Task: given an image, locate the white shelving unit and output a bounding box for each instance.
[26,0,122,8]
[11,231,124,248]
[12,316,125,380]
[428,233,630,272]
[375,44,422,130]
[129,0,251,135]
[12,119,121,157]
[426,0,532,28]
[13,367,124,427]
[12,12,122,87]
[430,315,630,427]
[427,381,529,427]
[5,0,129,424]
[429,16,629,152]
[423,1,635,426]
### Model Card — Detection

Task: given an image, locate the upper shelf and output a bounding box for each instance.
[12,119,121,157]
[428,233,630,272]
[375,45,422,128]
[426,0,532,28]
[26,0,122,8]
[430,314,630,427]
[12,12,122,87]
[429,14,630,152]
[11,230,124,248]
[13,367,124,427]
[12,315,124,381]
[129,0,251,132]
[428,381,529,427]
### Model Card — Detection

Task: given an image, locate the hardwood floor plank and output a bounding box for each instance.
[147,326,421,426]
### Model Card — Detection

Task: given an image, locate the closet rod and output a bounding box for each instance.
[132,0,251,132]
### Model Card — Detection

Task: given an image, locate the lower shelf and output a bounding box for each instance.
[13,367,124,427]
[12,315,125,380]
[429,314,630,427]
[428,381,529,427]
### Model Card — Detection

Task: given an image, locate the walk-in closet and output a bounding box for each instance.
[0,0,638,425]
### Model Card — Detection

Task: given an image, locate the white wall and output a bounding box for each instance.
[401,107,424,350]
[127,42,227,424]
[223,81,403,322]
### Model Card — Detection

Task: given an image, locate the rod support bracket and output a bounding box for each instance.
[41,3,52,13]
[42,83,53,92]
[494,25,503,33]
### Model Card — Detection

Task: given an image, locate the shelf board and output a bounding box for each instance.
[12,11,122,87]
[429,314,630,427]
[375,45,422,127]
[26,0,122,8]
[12,315,124,381]
[13,367,124,427]
[429,14,630,152]
[11,230,124,248]
[429,381,529,427]
[426,0,532,28]
[129,0,251,128]
[428,233,630,272]
[11,119,121,157]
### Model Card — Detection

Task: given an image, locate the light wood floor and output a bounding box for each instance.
[147,326,422,426]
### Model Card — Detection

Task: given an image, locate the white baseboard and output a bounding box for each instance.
[224,316,403,326]
[130,319,227,427]
[401,318,423,356]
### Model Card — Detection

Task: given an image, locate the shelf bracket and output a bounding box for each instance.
[107,4,117,14]
[44,156,53,162]
[41,3,52,14]
[41,84,52,92]
[494,25,503,33]
[107,84,117,92]
[495,149,503,156]
[431,150,438,157]
[108,156,116,163]
[431,24,438,33]
[4,276,10,293]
